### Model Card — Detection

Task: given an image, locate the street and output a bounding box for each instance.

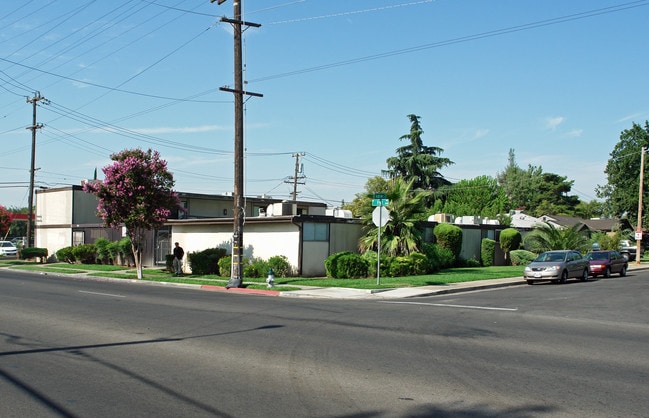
[1,268,648,417]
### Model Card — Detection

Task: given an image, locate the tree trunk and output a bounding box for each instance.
[131,240,143,279]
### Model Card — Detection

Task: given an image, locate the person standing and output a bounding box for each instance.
[172,242,184,276]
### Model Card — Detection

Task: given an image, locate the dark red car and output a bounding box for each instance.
[585,250,628,278]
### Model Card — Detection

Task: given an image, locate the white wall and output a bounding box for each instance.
[171,222,301,274]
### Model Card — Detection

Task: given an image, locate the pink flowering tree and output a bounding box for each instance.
[83,149,179,279]
[0,206,11,239]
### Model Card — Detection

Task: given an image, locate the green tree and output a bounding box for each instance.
[498,149,580,216]
[83,148,179,279]
[0,206,11,239]
[434,175,509,218]
[597,121,649,225]
[359,177,432,256]
[384,114,453,191]
[523,222,589,253]
[343,176,390,218]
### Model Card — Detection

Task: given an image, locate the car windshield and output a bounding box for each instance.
[1,242,12,248]
[586,252,608,261]
[535,252,566,262]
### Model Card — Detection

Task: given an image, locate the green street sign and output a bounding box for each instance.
[373,193,387,199]
[372,198,390,207]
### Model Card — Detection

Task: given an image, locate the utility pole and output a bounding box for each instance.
[25,91,47,248]
[636,146,645,264]
[286,153,306,201]
[211,0,261,288]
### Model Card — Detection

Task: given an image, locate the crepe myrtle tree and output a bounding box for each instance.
[0,205,11,238]
[83,148,180,279]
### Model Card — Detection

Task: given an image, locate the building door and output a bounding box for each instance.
[155,228,171,266]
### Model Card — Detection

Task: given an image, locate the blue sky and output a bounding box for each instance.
[1,0,648,210]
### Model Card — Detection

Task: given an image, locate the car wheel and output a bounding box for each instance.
[526,280,533,285]
[580,269,589,282]
[560,270,568,284]
[604,267,611,278]
[620,266,627,277]
[621,252,630,261]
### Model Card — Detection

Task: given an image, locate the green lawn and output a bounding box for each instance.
[0,260,525,290]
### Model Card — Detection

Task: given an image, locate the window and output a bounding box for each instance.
[72,230,84,246]
[303,222,328,241]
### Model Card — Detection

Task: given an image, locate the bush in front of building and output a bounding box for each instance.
[388,252,427,277]
[243,258,269,278]
[94,238,112,264]
[510,249,537,266]
[19,247,48,263]
[56,246,75,263]
[218,255,231,277]
[72,244,97,264]
[333,252,369,279]
[433,223,463,264]
[188,247,228,275]
[267,255,291,277]
[362,251,392,278]
[325,251,353,278]
[481,238,496,267]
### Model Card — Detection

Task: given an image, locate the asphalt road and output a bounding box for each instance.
[1,269,648,417]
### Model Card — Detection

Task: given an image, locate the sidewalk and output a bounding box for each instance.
[276,262,649,299]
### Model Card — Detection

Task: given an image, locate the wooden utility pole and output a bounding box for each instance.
[211,0,261,288]
[286,153,305,201]
[25,91,47,248]
[636,146,645,264]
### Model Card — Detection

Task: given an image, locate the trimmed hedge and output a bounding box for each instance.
[20,247,48,262]
[510,249,537,266]
[481,238,496,267]
[188,247,227,275]
[433,223,463,264]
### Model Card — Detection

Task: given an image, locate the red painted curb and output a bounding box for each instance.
[200,285,280,296]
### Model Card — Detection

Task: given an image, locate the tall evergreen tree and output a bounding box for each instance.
[597,121,649,225]
[384,114,453,191]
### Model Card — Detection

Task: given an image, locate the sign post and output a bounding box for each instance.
[372,193,390,285]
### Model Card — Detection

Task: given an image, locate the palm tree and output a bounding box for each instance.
[359,177,432,256]
[523,222,590,253]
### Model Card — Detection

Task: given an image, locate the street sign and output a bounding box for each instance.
[371,199,390,207]
[372,206,390,227]
[373,193,387,199]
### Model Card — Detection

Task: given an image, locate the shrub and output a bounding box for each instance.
[56,246,75,263]
[433,223,462,262]
[94,238,111,264]
[118,237,133,266]
[244,258,269,278]
[510,249,537,266]
[268,255,291,277]
[499,228,522,263]
[218,256,231,277]
[72,244,97,264]
[165,254,175,272]
[421,243,441,273]
[188,247,228,275]
[334,253,369,278]
[324,251,353,278]
[362,251,392,277]
[20,247,48,262]
[481,238,496,267]
[107,241,120,263]
[422,243,455,270]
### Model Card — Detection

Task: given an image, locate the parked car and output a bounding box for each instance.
[0,241,18,256]
[585,250,628,278]
[11,237,26,248]
[618,239,644,261]
[523,250,590,285]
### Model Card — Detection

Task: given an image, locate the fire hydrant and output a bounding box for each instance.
[266,268,275,288]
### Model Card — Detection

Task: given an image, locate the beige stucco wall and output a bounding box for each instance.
[37,188,73,225]
[171,222,301,274]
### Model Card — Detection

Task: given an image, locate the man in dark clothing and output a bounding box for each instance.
[172,242,184,276]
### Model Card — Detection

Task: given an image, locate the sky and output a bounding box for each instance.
[1,0,649,210]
